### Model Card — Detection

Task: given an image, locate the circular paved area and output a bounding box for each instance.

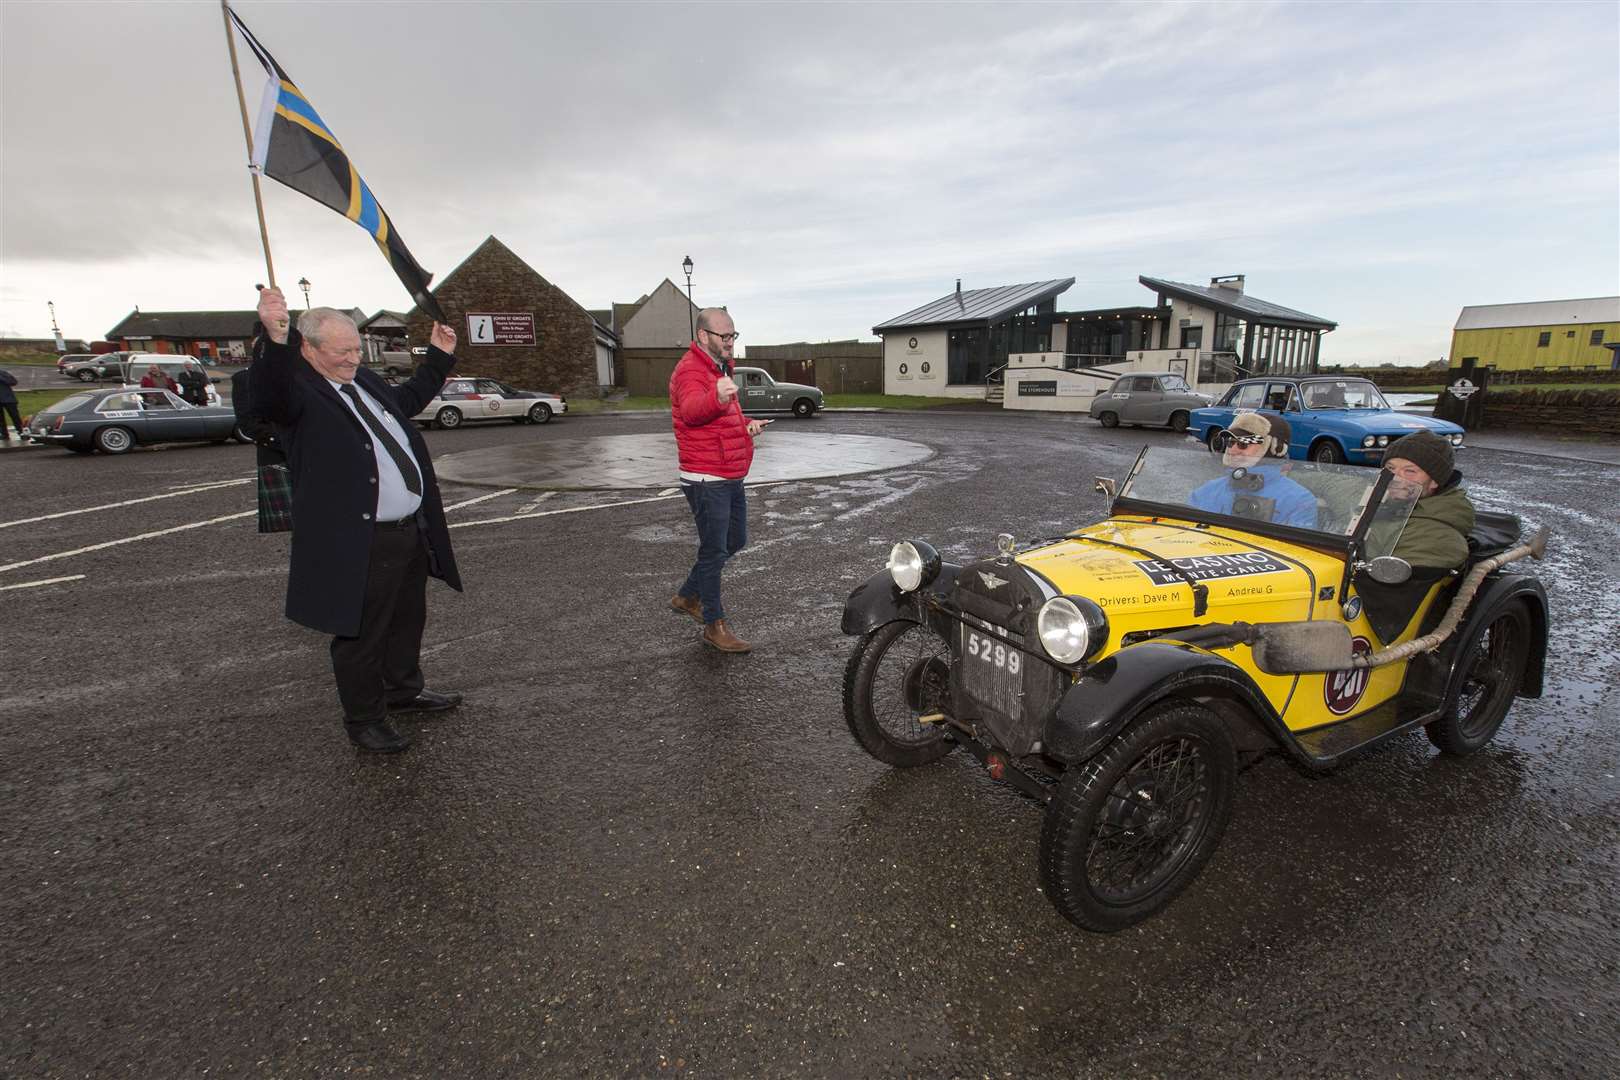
[434,430,934,489]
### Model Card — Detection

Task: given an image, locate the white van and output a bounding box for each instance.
[119,354,223,406]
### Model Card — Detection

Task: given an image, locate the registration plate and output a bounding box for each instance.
[960,625,1024,718]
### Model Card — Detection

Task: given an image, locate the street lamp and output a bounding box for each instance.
[681,255,695,340]
[48,300,63,353]
[297,277,311,309]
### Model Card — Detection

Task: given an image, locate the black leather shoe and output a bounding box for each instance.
[347,719,412,753]
[388,690,464,715]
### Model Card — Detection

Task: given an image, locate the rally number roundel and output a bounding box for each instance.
[908,336,918,349]
[921,361,931,374]
[899,363,909,374]
[1323,636,1374,715]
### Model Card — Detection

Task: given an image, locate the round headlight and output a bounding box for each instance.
[1376,435,1389,447]
[1450,433,1464,446]
[888,542,923,592]
[886,540,939,593]
[1361,435,1376,448]
[1038,597,1091,664]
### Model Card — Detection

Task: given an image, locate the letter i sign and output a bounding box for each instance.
[468,315,495,343]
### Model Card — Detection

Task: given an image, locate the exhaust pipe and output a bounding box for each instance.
[1350,526,1549,669]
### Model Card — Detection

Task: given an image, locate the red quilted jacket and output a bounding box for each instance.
[670,343,754,479]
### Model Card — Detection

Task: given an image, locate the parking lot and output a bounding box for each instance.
[3,410,1618,1077]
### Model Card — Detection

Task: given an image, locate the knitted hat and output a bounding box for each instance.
[1228,412,1291,457]
[1385,430,1454,484]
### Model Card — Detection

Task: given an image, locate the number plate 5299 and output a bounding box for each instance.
[965,630,1021,675]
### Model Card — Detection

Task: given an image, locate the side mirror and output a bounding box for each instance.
[1093,476,1116,499]
[1251,621,1355,675]
[1363,556,1412,585]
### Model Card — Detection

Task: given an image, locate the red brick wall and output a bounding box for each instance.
[404,237,600,399]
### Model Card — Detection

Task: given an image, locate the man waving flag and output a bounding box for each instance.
[225,4,447,322]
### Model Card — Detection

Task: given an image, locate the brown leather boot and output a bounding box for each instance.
[702,619,751,653]
[670,594,703,623]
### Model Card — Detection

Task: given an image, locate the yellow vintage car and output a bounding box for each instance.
[840,445,1549,932]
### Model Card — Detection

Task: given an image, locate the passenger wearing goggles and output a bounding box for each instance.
[1189,412,1316,527]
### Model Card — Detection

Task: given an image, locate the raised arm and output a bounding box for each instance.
[246,287,302,426]
[388,322,458,418]
[671,365,729,427]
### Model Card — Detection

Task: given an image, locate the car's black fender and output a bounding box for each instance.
[1445,572,1548,704]
[1043,642,1291,765]
[840,563,963,638]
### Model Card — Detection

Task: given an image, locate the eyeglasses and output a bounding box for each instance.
[1223,431,1268,446]
[701,328,740,343]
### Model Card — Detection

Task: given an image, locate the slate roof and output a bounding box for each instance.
[361,309,410,330]
[872,279,1075,333]
[1138,277,1336,330]
[106,309,260,340]
[1454,296,1620,331]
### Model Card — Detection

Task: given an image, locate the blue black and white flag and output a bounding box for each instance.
[227,5,447,323]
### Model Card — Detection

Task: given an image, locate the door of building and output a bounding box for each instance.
[785,358,814,385]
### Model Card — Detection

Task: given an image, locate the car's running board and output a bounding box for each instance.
[1293,698,1441,765]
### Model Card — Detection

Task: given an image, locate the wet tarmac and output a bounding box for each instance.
[435,430,935,490]
[2,413,1617,1078]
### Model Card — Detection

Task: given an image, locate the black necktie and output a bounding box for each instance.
[340,384,421,495]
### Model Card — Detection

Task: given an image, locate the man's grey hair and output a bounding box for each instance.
[696,306,730,332]
[298,307,358,347]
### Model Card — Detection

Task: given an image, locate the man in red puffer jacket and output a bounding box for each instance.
[668,307,770,653]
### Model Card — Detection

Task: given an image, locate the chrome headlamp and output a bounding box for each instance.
[1036,596,1109,665]
[887,540,941,593]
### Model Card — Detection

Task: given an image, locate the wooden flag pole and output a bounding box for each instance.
[220,0,276,288]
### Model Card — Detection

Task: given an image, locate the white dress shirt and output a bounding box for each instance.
[327,377,424,522]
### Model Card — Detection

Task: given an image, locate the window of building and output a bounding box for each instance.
[1213,312,1244,354]
[1591,329,1605,346]
[1566,330,1576,338]
[1180,324,1203,349]
[948,327,987,385]
[1537,332,1552,347]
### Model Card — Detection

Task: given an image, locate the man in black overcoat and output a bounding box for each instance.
[250,286,464,753]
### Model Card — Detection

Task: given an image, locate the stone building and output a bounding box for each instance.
[404,235,600,398]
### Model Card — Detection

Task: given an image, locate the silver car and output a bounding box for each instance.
[734,366,823,418]
[1088,372,1212,431]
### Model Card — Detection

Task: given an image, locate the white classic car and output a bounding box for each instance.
[412,377,567,428]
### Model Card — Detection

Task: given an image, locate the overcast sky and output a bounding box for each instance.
[3,0,1616,364]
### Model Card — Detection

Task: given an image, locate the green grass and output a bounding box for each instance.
[0,353,66,366]
[15,388,86,422]
[1388,382,1602,394]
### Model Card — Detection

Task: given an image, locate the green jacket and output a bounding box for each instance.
[1394,482,1475,569]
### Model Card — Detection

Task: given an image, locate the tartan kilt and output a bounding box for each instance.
[257,463,293,533]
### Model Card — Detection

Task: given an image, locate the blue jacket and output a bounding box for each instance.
[1189,465,1317,528]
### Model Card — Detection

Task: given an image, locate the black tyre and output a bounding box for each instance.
[94,426,135,455]
[1425,602,1531,755]
[230,424,254,445]
[435,406,463,430]
[1310,439,1345,464]
[1169,410,1189,433]
[1039,701,1235,932]
[77,369,98,382]
[842,620,957,767]
[1098,411,1119,428]
[792,397,815,418]
[528,402,553,424]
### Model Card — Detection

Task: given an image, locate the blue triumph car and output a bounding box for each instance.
[1189,376,1464,466]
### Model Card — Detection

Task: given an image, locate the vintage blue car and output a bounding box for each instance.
[1189,376,1465,465]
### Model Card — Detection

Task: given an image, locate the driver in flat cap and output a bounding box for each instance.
[1189,411,1317,527]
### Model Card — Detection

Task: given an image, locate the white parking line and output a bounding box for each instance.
[516,491,557,513]
[449,492,682,529]
[0,574,86,592]
[442,488,518,513]
[0,478,251,529]
[0,511,256,574]
[657,487,679,497]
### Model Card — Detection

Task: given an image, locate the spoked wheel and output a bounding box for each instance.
[1426,602,1531,755]
[843,620,957,767]
[94,426,134,454]
[1039,701,1234,932]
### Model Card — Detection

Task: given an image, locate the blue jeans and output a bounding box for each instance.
[678,478,747,623]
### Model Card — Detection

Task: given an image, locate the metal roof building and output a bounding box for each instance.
[1450,296,1620,371]
[872,278,1075,332]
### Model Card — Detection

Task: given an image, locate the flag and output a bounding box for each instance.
[227,6,448,323]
